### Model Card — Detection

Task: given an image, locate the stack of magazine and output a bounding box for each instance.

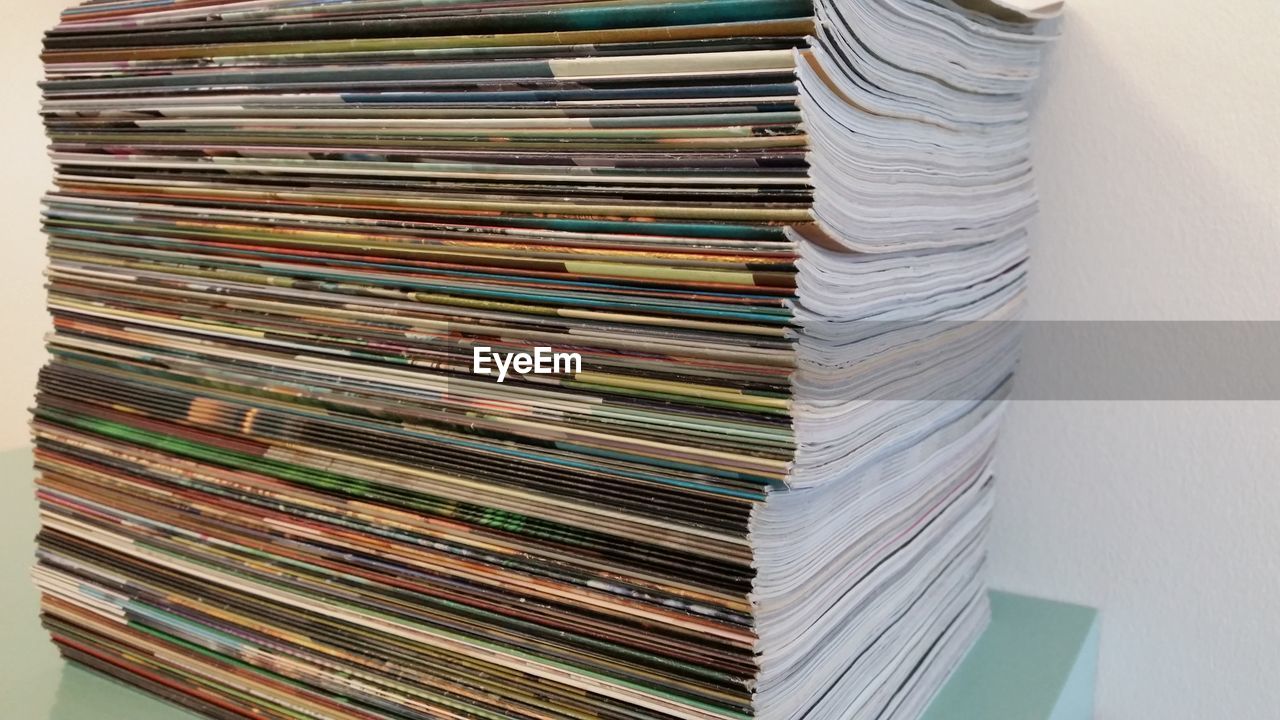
[31,1,1061,719]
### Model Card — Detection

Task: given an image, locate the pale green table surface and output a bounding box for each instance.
[0,448,1098,719]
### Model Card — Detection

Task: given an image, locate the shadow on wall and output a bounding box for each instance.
[1023,7,1279,323]
[1012,5,1280,403]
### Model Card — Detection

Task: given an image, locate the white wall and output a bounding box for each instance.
[989,2,1280,720]
[1,2,1277,719]
[0,0,61,444]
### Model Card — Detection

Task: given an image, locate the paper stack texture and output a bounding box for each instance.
[31,2,1061,719]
